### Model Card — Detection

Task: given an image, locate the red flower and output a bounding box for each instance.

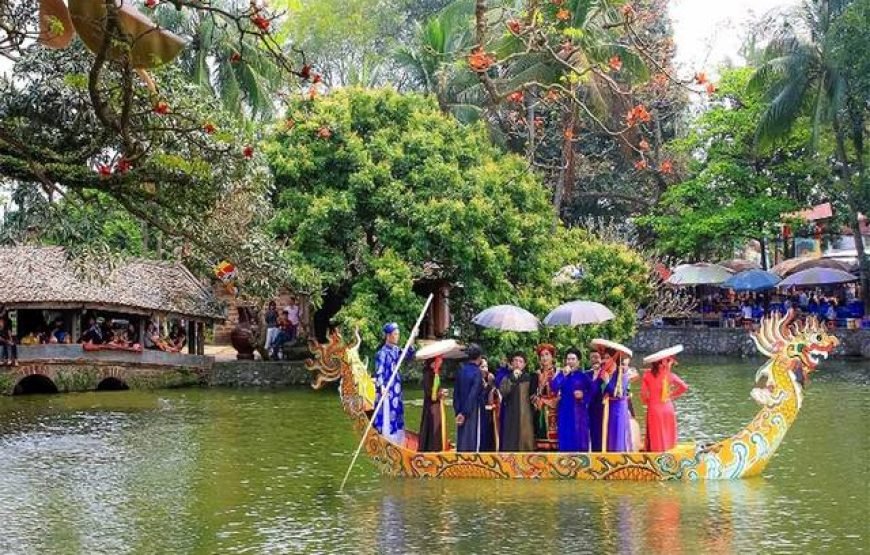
[634,159,648,170]
[468,48,496,72]
[507,19,522,34]
[534,116,544,128]
[563,128,574,140]
[639,139,650,151]
[251,14,270,32]
[312,73,322,84]
[153,101,170,115]
[317,126,332,139]
[556,8,571,21]
[545,89,561,102]
[507,90,524,103]
[551,0,564,5]
[694,71,708,85]
[243,145,254,159]
[660,159,674,174]
[115,157,132,174]
[308,87,318,101]
[608,55,622,72]
[230,52,241,64]
[705,82,717,94]
[625,104,651,126]
[621,4,635,17]
[300,64,312,80]
[285,118,295,129]
[97,164,112,177]
[145,0,158,8]
[203,122,216,134]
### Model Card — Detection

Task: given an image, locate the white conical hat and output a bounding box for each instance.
[642,344,684,365]
[415,339,459,360]
[590,338,633,357]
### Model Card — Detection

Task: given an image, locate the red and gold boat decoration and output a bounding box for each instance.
[308,311,837,480]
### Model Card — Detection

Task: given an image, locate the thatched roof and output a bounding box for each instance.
[0,247,225,321]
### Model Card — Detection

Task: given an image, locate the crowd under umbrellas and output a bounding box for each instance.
[662,260,864,328]
[366,299,691,458]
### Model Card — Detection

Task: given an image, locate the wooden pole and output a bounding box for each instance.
[339,294,434,492]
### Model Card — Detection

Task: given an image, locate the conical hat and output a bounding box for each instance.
[642,345,684,365]
[415,339,459,360]
[590,338,633,357]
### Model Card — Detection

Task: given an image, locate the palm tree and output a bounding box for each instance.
[156,3,283,120]
[393,0,483,122]
[750,0,869,310]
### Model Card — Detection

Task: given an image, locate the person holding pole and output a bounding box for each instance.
[373,322,415,446]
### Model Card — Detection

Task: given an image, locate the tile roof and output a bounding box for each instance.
[0,246,226,321]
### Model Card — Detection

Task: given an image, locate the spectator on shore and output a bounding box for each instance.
[265,301,279,353]
[284,296,301,341]
[0,317,17,366]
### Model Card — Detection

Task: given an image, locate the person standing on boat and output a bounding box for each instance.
[590,339,633,452]
[532,343,559,451]
[373,322,413,445]
[551,347,592,452]
[418,355,447,452]
[479,357,501,452]
[454,343,485,452]
[498,352,536,452]
[641,345,689,452]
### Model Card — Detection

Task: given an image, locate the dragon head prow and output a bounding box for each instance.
[751,309,839,375]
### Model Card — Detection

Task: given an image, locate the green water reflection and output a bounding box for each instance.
[0,358,866,554]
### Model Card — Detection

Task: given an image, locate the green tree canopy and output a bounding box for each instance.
[265,87,652,355]
[638,68,828,263]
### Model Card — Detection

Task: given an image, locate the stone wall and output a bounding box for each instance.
[208,361,313,387]
[1,361,206,394]
[629,327,870,359]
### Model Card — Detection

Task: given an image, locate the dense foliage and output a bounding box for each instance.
[265,88,651,354]
[639,68,829,262]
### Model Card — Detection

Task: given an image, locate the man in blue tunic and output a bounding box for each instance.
[454,343,485,452]
[373,322,412,445]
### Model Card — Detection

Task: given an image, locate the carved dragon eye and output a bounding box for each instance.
[815,334,823,342]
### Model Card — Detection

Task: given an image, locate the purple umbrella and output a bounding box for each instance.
[777,268,858,287]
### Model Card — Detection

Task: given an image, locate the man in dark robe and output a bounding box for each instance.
[418,356,446,452]
[454,344,485,452]
[498,352,536,452]
[479,358,500,451]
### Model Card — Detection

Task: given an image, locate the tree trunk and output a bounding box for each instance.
[554,104,578,216]
[833,112,869,312]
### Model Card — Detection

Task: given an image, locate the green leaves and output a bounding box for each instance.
[265,87,652,355]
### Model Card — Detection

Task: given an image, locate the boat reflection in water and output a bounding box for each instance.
[346,478,767,553]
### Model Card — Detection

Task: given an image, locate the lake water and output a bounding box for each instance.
[0,358,867,554]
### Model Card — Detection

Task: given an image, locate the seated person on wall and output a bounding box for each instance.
[167,323,187,353]
[50,318,71,344]
[20,330,41,346]
[125,322,141,349]
[269,316,295,360]
[79,317,106,345]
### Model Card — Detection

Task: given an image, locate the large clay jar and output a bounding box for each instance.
[230,305,258,360]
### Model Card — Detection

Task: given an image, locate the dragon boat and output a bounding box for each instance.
[307,312,838,480]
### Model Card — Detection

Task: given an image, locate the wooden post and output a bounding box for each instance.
[139,319,147,347]
[187,320,196,354]
[71,310,81,343]
[198,322,205,355]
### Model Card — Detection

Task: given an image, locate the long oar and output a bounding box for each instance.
[339,293,434,492]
